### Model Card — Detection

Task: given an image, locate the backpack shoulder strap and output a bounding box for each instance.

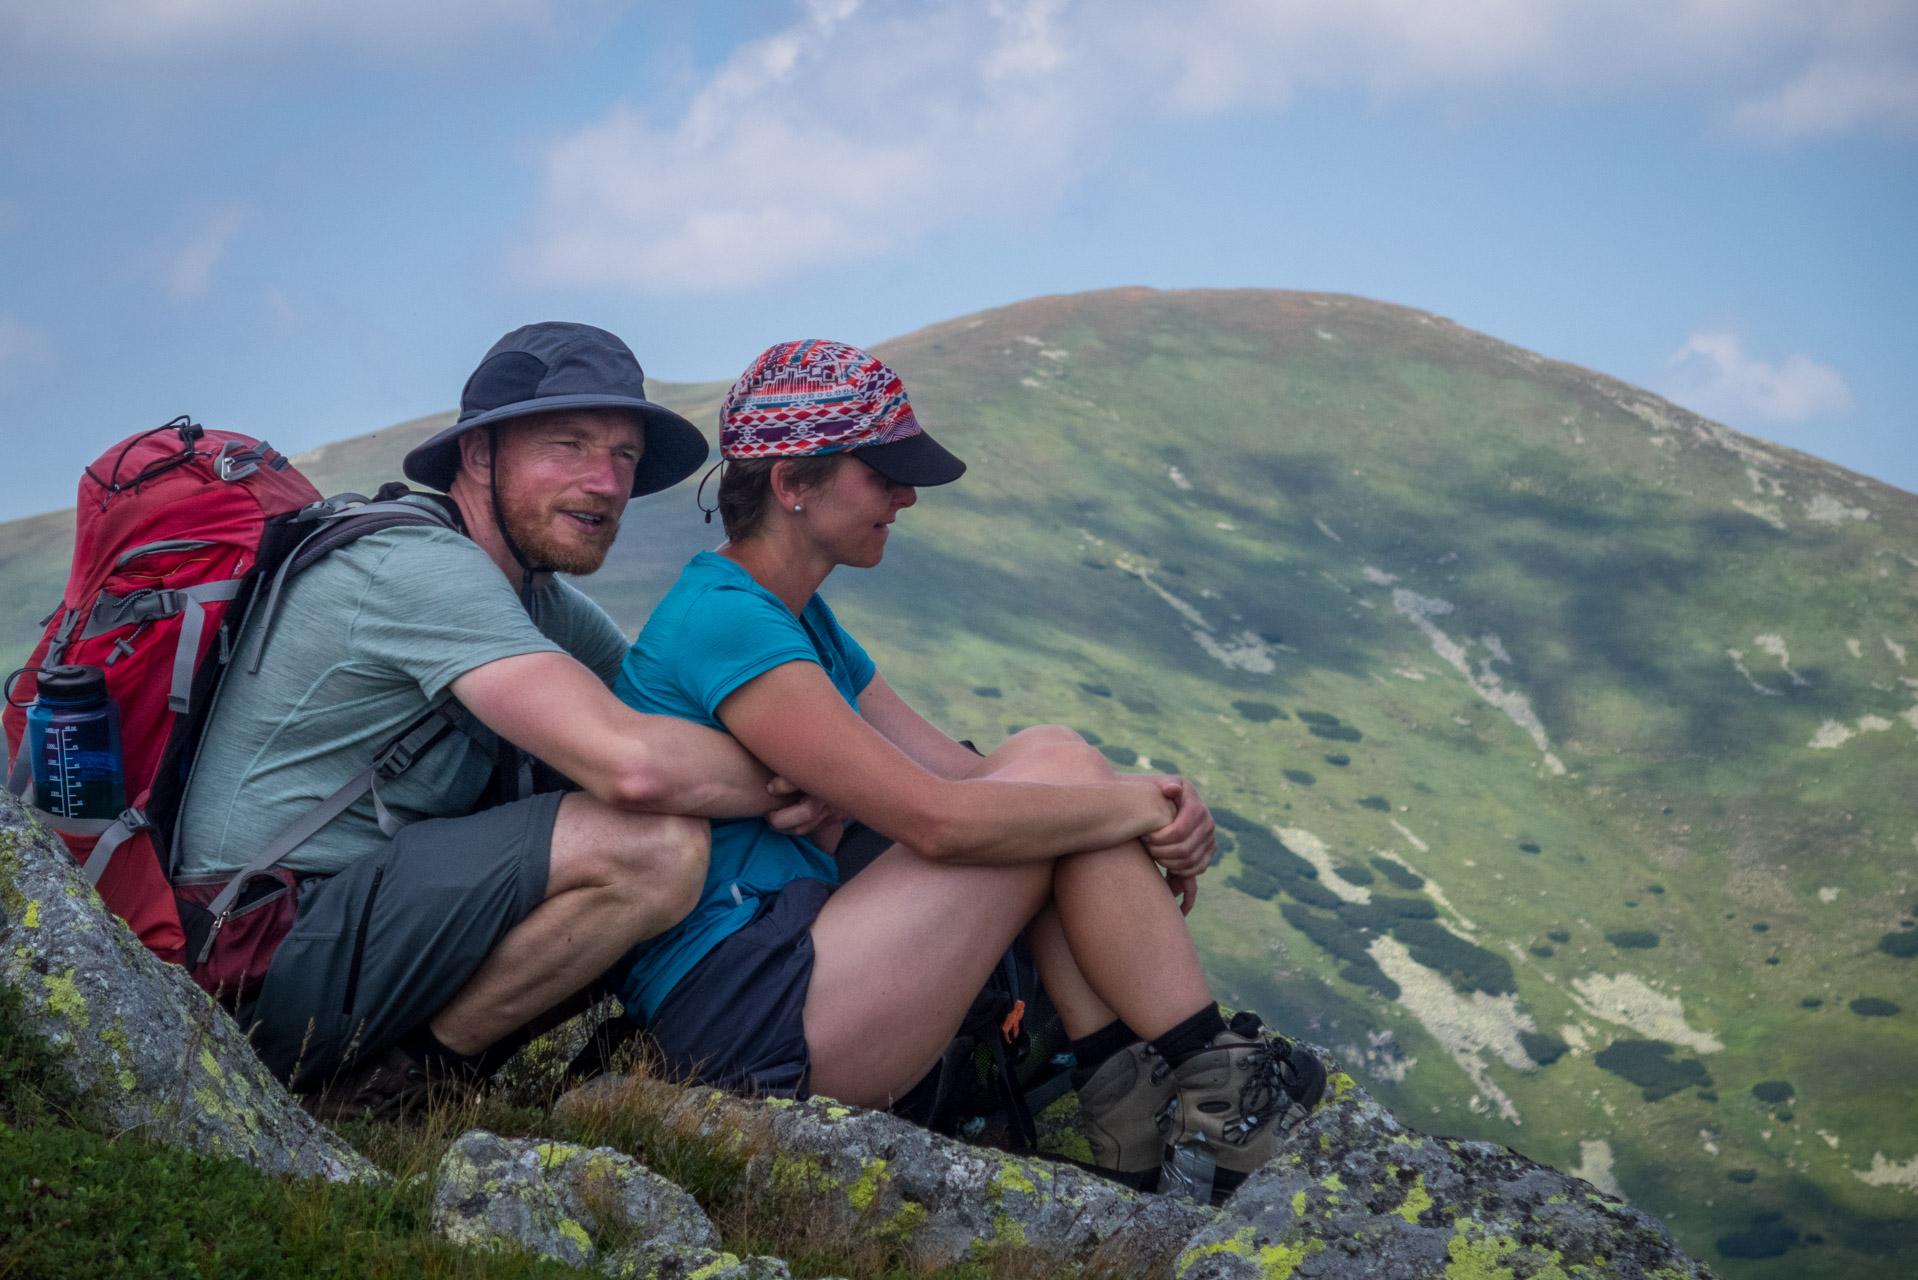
[239,494,462,676]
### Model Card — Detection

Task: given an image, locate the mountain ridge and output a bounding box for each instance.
[2,287,1912,1276]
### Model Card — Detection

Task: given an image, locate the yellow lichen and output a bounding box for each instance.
[556,1218,593,1256]
[991,1162,1038,1198]
[1291,1190,1307,1215]
[1397,1172,1434,1224]
[847,1157,890,1212]
[1444,1226,1570,1280]
[41,969,86,1025]
[1176,1225,1321,1279]
[686,1255,746,1280]
[21,900,38,928]
[825,1106,852,1119]
[1321,1173,1345,1192]
[199,1047,224,1081]
[1327,1071,1357,1099]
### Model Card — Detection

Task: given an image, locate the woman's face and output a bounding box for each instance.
[797,457,917,568]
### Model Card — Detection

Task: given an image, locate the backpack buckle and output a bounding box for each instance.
[213,440,261,483]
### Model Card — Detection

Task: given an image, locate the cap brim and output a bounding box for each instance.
[850,430,966,486]
[403,395,711,497]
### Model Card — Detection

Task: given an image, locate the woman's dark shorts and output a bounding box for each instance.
[245,791,562,1092]
[646,877,835,1099]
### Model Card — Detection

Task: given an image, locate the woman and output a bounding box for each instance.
[612,340,1322,1202]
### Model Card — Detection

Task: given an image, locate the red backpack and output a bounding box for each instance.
[5,419,461,987]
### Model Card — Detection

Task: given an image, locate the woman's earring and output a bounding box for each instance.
[794,503,803,512]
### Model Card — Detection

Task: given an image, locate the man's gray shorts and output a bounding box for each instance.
[245,791,562,1092]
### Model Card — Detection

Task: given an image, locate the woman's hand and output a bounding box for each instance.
[1142,776,1215,880]
[765,776,848,853]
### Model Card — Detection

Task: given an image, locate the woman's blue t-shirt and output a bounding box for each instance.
[610,550,875,1021]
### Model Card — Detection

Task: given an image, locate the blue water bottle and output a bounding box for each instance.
[22,665,127,819]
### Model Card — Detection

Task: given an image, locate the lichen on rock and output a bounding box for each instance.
[1176,1062,1713,1279]
[430,1128,788,1278]
[0,789,373,1182]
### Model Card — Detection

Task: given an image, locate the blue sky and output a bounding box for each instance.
[1,0,1913,522]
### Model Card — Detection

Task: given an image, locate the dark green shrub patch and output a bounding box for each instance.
[1389,919,1516,995]
[1213,807,1256,833]
[1282,769,1316,785]
[1646,883,1665,894]
[1323,753,1351,767]
[1593,1039,1713,1102]
[1280,903,1378,968]
[1752,922,1770,932]
[1764,957,1780,966]
[1230,823,1320,882]
[1151,757,1180,775]
[1850,997,1900,1017]
[1516,842,1541,854]
[1717,1220,1798,1260]
[1228,865,1286,901]
[0,986,87,1127]
[1530,945,1555,958]
[1606,930,1660,949]
[1751,1080,1795,1104]
[1231,700,1286,722]
[1080,682,1113,698]
[1547,930,1571,944]
[1081,558,1108,569]
[1727,1169,1758,1183]
[1333,864,1375,887]
[1285,878,1348,910]
[1097,745,1138,766]
[1308,724,1363,743]
[1519,1032,1567,1067]
[972,686,1002,697]
[1371,857,1424,890]
[1296,711,1341,726]
[1801,997,1823,1008]
[1339,964,1401,1000]
[1877,931,1918,958]
[1356,796,1390,812]
[1075,729,1103,745]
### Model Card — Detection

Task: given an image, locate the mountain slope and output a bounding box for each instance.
[2,289,1912,1276]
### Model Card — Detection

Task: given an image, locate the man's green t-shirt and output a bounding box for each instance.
[178,511,628,878]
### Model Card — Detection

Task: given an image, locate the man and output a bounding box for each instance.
[179,322,823,1115]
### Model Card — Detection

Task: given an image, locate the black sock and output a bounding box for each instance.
[1068,1020,1143,1089]
[1150,1002,1227,1069]
[398,1024,480,1080]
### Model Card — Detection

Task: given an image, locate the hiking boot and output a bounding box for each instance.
[1156,1011,1326,1204]
[301,1043,469,1123]
[1076,1041,1175,1185]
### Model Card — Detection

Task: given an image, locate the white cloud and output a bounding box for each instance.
[166,207,252,300]
[1662,331,1854,426]
[518,0,1918,294]
[0,0,626,57]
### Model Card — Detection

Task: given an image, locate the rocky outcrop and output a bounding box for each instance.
[558,1073,1226,1273]
[432,1130,790,1279]
[0,789,373,1181]
[1175,1070,1714,1279]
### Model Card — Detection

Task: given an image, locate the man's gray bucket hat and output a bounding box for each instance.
[404,322,710,497]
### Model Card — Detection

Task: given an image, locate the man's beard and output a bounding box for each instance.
[497,488,621,576]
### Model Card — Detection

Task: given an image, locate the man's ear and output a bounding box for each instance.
[456,427,494,484]
[767,459,802,512]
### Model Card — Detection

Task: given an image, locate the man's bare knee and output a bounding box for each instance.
[608,813,708,917]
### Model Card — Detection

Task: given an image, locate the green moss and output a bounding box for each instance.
[846,1157,890,1212]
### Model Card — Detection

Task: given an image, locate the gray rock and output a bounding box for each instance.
[559,1077,1223,1274]
[431,1128,789,1279]
[1179,1053,1714,1279]
[0,790,373,1181]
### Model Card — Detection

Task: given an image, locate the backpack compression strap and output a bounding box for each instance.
[190,703,461,967]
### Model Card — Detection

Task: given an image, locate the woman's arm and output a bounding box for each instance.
[717,660,1175,864]
[856,673,991,779]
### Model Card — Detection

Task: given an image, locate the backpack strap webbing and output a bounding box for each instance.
[190,704,460,967]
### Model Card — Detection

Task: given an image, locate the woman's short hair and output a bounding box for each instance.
[715,454,847,541]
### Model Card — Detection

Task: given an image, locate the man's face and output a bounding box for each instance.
[489,409,643,575]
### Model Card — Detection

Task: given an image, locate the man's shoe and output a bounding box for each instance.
[1076,1041,1175,1186]
[1157,1011,1326,1204]
[301,1044,469,1123]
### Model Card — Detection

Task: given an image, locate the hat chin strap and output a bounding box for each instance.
[489,426,550,609]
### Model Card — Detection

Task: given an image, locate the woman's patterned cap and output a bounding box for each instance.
[718,339,965,485]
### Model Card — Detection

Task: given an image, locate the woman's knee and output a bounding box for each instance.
[994,739,1114,785]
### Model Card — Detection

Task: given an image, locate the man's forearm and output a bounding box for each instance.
[609,715,777,818]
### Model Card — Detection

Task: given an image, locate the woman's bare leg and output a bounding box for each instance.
[805,736,1211,1108]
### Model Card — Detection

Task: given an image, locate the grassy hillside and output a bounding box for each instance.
[2,289,1912,1275]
